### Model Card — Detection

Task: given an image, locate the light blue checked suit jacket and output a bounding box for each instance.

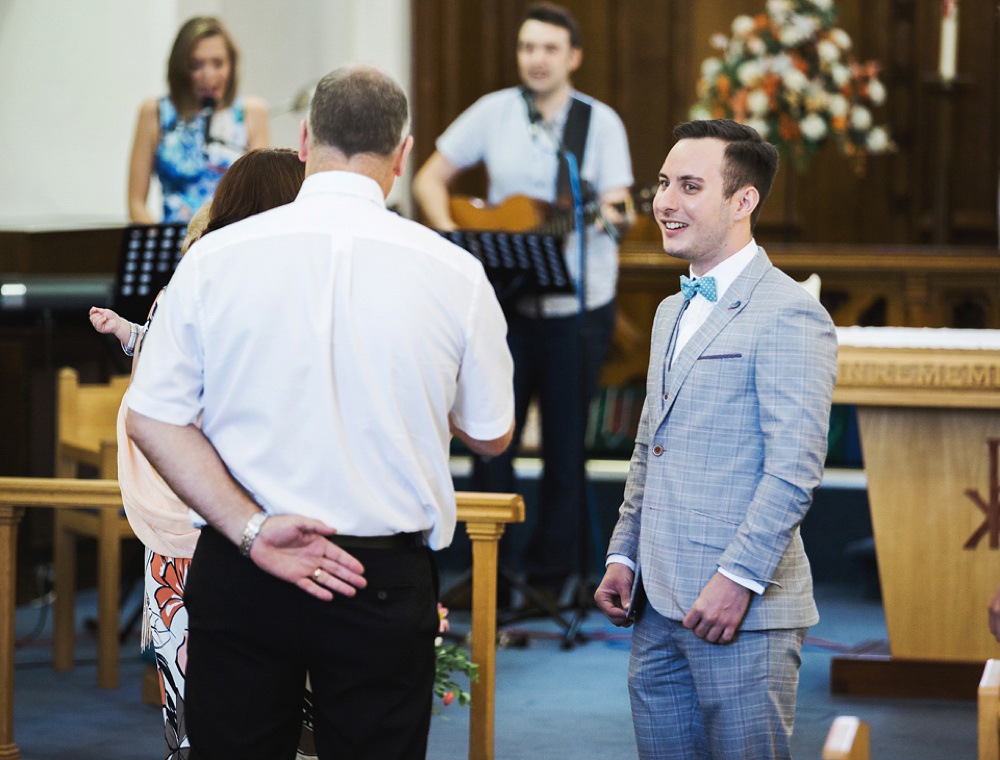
[608,247,837,631]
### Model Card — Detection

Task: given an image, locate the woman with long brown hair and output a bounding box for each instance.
[127,16,269,224]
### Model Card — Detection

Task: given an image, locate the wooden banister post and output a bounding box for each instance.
[0,504,25,760]
[465,520,504,760]
[52,508,76,673]
[0,476,124,758]
[455,492,525,760]
[96,508,121,689]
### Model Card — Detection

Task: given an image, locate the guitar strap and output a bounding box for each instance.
[555,96,593,203]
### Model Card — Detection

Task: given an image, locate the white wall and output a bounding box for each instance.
[0,0,412,225]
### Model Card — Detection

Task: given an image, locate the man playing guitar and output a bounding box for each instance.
[413,2,634,611]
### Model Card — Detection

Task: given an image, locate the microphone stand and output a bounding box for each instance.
[498,92,592,650]
[559,146,592,650]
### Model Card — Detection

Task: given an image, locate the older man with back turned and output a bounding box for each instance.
[595,119,837,759]
[126,65,514,760]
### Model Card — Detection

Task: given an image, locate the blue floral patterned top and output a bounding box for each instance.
[155,96,248,223]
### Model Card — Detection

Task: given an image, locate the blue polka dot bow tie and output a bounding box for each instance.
[679,275,717,302]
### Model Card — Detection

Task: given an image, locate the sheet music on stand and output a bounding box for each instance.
[112,223,187,324]
[440,229,574,305]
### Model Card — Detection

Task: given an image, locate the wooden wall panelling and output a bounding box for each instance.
[615,2,689,189]
[914,0,941,243]
[886,0,916,244]
[993,0,1000,242]
[912,0,1000,244]
[413,0,499,200]
[951,0,999,241]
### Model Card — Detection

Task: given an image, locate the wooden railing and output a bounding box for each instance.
[0,477,524,760]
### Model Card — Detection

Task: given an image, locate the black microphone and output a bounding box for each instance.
[201,96,217,149]
[521,87,541,135]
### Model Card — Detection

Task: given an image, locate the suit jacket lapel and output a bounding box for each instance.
[656,248,772,427]
[652,296,685,406]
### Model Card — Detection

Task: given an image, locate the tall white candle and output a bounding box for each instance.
[939,0,959,82]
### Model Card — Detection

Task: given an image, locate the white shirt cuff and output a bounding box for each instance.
[718,566,765,595]
[606,554,636,572]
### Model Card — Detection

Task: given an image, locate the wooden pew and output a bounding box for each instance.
[0,477,523,760]
[822,715,870,760]
[979,659,1000,760]
[52,367,133,689]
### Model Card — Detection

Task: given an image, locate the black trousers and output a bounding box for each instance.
[185,526,438,760]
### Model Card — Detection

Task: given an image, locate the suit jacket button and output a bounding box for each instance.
[652,445,663,456]
[662,392,669,400]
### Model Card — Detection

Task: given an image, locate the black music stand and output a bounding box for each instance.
[112,223,188,324]
[439,229,574,306]
[440,227,597,645]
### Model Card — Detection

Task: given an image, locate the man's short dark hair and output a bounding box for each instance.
[309,66,409,158]
[673,119,779,230]
[523,2,582,48]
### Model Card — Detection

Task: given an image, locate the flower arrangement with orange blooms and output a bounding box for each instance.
[434,603,478,712]
[690,0,893,173]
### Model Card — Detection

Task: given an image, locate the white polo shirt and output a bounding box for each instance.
[127,170,514,550]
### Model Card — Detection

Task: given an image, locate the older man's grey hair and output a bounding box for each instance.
[308,65,409,157]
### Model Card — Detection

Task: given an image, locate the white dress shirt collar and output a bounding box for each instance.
[689,238,758,303]
[298,170,387,209]
[673,238,758,362]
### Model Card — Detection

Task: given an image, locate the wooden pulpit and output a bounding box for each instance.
[832,327,1000,697]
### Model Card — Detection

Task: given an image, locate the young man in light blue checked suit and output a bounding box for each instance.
[595,118,838,759]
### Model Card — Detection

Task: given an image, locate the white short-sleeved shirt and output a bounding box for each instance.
[127,171,515,550]
[437,87,633,316]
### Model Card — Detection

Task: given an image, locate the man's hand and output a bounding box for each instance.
[125,411,368,602]
[249,515,367,602]
[594,562,635,628]
[682,572,752,644]
[595,187,635,241]
[989,582,1000,642]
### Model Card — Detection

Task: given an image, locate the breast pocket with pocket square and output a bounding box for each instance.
[694,352,747,383]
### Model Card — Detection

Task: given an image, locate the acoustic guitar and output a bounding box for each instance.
[448,184,656,237]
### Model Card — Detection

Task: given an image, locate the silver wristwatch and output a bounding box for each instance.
[239,512,268,557]
[122,322,140,357]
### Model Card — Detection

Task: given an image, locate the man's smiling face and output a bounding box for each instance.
[652,137,749,276]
